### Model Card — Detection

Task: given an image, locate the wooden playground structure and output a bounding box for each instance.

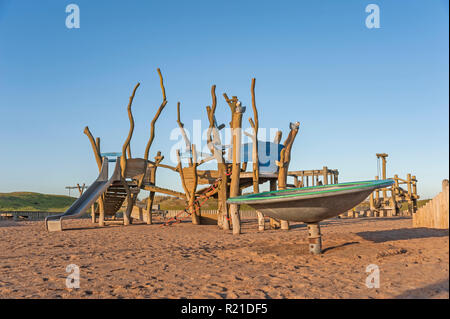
[369,153,419,216]
[81,69,339,234]
[340,153,419,218]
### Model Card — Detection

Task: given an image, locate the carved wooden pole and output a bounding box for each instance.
[248,78,265,231]
[145,152,164,224]
[322,166,328,185]
[277,122,300,230]
[269,130,282,229]
[177,102,193,167]
[177,148,201,224]
[120,82,141,226]
[84,126,105,226]
[144,68,168,162]
[224,94,244,235]
[206,85,230,230]
[121,82,140,174]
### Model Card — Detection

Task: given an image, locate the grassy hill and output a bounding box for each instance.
[0,192,76,212]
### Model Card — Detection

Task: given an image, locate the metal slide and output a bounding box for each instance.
[45,158,121,232]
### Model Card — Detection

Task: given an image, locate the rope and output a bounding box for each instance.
[161,169,232,226]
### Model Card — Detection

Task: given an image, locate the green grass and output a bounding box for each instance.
[0,192,76,212]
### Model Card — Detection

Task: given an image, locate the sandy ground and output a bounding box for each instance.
[0,216,448,299]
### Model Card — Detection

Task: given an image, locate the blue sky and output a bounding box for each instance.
[0,0,448,199]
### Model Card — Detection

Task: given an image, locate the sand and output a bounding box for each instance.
[0,216,448,299]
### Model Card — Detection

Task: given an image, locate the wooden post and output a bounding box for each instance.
[322,166,328,185]
[83,127,105,226]
[376,153,388,202]
[206,86,230,230]
[225,95,244,235]
[145,152,164,224]
[407,173,413,214]
[269,179,281,229]
[177,148,201,225]
[144,68,168,162]
[293,176,299,187]
[248,78,265,231]
[269,131,282,229]
[91,204,96,223]
[277,122,300,230]
[120,83,141,226]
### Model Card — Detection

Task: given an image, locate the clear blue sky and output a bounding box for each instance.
[0,0,448,199]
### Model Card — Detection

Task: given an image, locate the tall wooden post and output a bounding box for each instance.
[248,78,265,231]
[227,97,244,235]
[206,86,230,230]
[376,153,388,203]
[407,173,413,214]
[322,166,328,185]
[278,122,300,230]
[145,152,164,224]
[84,127,105,226]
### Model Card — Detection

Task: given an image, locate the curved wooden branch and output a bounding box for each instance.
[144,69,168,161]
[211,84,217,114]
[251,78,258,130]
[206,85,222,159]
[121,82,140,174]
[273,130,283,144]
[176,150,191,200]
[83,126,103,171]
[157,68,166,101]
[176,102,192,164]
[250,78,264,231]
[250,78,259,192]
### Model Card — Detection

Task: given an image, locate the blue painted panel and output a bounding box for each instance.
[101,152,122,157]
[240,141,284,173]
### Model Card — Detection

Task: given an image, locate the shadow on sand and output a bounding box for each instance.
[394,279,449,298]
[356,228,449,243]
[322,241,360,253]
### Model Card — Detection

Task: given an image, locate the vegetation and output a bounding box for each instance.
[0,192,76,212]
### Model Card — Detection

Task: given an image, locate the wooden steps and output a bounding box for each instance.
[102,181,139,215]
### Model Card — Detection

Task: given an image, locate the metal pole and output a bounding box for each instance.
[307,223,322,255]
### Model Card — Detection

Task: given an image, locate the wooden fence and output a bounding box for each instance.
[413,180,449,229]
